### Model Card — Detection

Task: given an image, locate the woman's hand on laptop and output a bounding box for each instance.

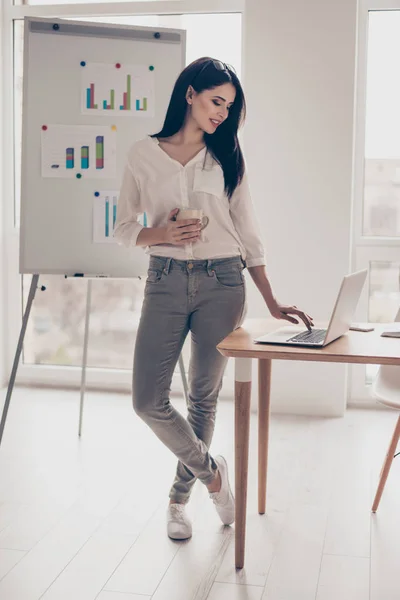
[245,266,314,331]
[269,302,314,331]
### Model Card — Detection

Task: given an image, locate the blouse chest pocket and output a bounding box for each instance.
[193,165,225,199]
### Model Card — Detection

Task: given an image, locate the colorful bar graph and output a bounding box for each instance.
[113,196,117,228]
[127,75,131,110]
[105,197,109,237]
[66,148,74,169]
[119,75,131,111]
[85,69,150,114]
[135,98,148,112]
[86,84,98,109]
[96,136,104,170]
[81,146,89,169]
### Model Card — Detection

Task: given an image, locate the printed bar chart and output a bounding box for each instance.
[66,148,74,169]
[135,98,148,111]
[86,84,98,109]
[127,75,131,110]
[105,196,110,237]
[88,76,131,111]
[93,191,119,243]
[81,146,89,169]
[120,75,132,110]
[42,125,116,179]
[82,64,153,116]
[113,196,117,229]
[96,136,104,170]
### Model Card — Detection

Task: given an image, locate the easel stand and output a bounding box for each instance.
[0,275,190,446]
[0,274,42,445]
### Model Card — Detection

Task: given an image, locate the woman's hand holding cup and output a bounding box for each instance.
[164,208,202,246]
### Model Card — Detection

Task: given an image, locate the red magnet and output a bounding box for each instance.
[115,63,121,69]
[42,125,48,131]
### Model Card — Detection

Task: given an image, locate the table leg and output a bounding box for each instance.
[235,357,252,569]
[258,359,272,514]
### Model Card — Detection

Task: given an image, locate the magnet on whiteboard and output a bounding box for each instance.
[80,61,86,67]
[111,125,117,131]
[94,191,100,197]
[149,65,155,71]
[42,125,48,131]
[52,24,60,31]
[154,32,161,39]
[76,173,82,179]
[115,63,121,69]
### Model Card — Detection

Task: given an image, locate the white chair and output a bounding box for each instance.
[371,306,400,513]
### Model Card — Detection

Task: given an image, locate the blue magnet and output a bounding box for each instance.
[94,191,100,197]
[80,61,86,67]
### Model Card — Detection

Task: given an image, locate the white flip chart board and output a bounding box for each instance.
[20,17,185,277]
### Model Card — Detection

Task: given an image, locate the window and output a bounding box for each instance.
[364,11,400,238]
[369,261,400,323]
[14,11,242,374]
[353,7,400,398]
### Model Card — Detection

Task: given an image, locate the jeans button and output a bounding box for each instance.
[188,263,193,270]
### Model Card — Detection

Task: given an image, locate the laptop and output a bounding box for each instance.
[254,269,368,348]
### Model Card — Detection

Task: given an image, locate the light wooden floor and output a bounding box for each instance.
[0,387,399,600]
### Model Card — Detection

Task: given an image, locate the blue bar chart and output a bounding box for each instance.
[93,191,119,244]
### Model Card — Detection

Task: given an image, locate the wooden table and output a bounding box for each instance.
[217,318,400,569]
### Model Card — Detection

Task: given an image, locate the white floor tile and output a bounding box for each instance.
[97,593,151,600]
[207,581,264,600]
[0,548,25,579]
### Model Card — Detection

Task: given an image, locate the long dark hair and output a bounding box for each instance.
[152,57,246,198]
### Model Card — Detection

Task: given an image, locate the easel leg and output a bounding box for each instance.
[79,279,92,437]
[178,354,189,403]
[0,274,40,447]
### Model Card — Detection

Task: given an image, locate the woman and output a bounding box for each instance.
[115,57,313,540]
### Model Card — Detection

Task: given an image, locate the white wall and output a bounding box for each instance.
[243,0,358,416]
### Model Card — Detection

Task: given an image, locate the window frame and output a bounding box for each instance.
[350,0,400,404]
[1,0,245,389]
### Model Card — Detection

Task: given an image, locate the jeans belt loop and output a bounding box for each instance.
[206,259,214,276]
[164,257,172,275]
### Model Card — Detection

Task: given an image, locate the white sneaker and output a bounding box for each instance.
[167,503,192,540]
[209,455,235,525]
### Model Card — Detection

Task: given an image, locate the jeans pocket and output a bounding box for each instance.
[213,266,244,288]
[146,268,163,284]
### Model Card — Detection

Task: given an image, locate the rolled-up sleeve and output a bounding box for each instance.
[114,159,144,248]
[229,172,266,268]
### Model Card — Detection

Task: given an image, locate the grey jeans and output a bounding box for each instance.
[132,255,247,504]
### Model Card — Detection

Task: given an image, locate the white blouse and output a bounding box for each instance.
[114,136,266,267]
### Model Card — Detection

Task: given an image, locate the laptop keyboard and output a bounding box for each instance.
[287,328,326,344]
